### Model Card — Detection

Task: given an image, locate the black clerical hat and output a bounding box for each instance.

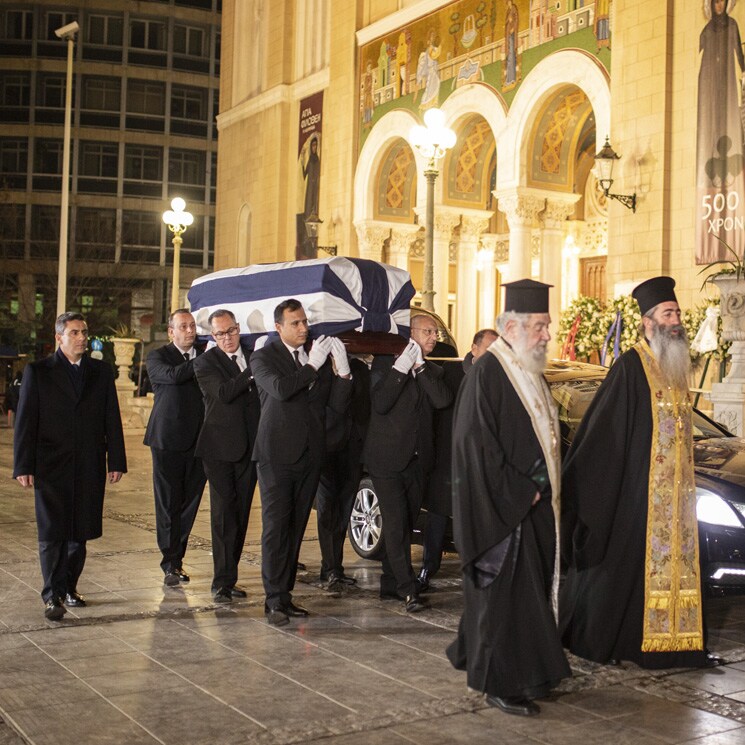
[631,276,677,316]
[502,279,552,313]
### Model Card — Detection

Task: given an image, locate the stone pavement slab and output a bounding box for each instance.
[1,428,745,744]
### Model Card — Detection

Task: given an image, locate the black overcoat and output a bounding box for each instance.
[13,351,127,541]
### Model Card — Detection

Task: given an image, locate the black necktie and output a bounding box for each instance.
[230,354,241,375]
[70,363,83,396]
[183,352,190,362]
[293,350,303,370]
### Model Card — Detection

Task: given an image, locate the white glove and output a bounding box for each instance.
[307,335,332,370]
[330,337,351,376]
[413,343,425,368]
[393,340,419,374]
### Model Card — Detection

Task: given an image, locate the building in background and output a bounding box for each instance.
[0,0,220,355]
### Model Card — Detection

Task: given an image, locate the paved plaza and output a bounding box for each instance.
[1,427,745,744]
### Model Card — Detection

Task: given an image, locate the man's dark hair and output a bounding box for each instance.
[208,308,236,326]
[472,328,498,346]
[55,312,85,335]
[168,308,193,327]
[274,299,303,324]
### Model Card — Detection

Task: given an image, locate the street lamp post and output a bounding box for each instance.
[162,197,193,313]
[409,108,456,312]
[54,20,80,318]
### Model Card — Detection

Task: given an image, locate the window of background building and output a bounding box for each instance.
[122,210,161,263]
[171,86,206,120]
[0,73,30,107]
[125,144,162,181]
[45,12,76,40]
[129,18,166,50]
[30,205,60,257]
[79,141,118,193]
[0,138,28,177]
[169,149,205,185]
[33,138,63,174]
[82,76,121,111]
[87,14,123,46]
[127,79,165,115]
[0,201,25,258]
[36,74,66,109]
[174,24,206,56]
[76,207,116,261]
[1,9,33,39]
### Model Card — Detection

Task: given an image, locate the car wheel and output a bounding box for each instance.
[348,477,384,560]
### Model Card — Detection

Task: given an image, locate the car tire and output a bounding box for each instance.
[348,477,384,560]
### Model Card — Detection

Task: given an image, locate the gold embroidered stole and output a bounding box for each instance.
[635,340,704,653]
[489,339,562,619]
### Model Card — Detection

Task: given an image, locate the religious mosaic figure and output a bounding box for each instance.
[361,62,375,125]
[504,0,519,87]
[303,136,320,218]
[415,29,441,109]
[595,0,611,51]
[696,0,745,263]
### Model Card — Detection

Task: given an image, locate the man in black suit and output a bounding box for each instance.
[251,299,352,626]
[417,328,498,591]
[144,309,207,587]
[13,312,127,620]
[193,309,260,603]
[363,315,452,612]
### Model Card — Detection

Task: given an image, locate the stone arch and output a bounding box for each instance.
[354,109,420,223]
[499,49,611,190]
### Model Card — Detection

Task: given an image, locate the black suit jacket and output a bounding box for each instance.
[193,343,260,463]
[13,350,127,541]
[363,355,452,475]
[250,339,352,464]
[143,343,204,451]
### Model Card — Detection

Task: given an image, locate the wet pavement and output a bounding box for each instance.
[1,427,745,744]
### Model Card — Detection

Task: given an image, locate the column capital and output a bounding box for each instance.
[459,208,492,241]
[353,220,391,261]
[494,189,546,228]
[389,223,421,253]
[543,194,581,229]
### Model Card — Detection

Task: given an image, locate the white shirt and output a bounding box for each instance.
[281,340,308,366]
[222,346,247,372]
[174,344,196,361]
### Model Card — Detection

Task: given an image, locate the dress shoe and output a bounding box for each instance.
[175,568,190,583]
[404,594,429,613]
[486,695,540,717]
[265,607,290,626]
[285,601,309,617]
[320,570,357,586]
[163,571,180,587]
[64,591,86,607]
[44,598,66,621]
[379,588,404,600]
[606,658,621,667]
[213,587,232,604]
[705,650,725,667]
[417,568,431,593]
[229,585,247,598]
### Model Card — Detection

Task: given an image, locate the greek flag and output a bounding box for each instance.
[188,257,415,346]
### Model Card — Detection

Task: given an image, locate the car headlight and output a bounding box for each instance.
[696,488,743,528]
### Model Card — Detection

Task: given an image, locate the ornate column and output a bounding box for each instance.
[477,233,499,330]
[353,220,391,262]
[456,211,491,351]
[432,209,461,321]
[388,224,420,270]
[541,196,579,355]
[495,190,545,282]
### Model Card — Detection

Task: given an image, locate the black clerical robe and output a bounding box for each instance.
[446,351,570,699]
[560,348,706,669]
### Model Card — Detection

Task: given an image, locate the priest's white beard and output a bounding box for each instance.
[513,329,548,374]
[649,322,691,389]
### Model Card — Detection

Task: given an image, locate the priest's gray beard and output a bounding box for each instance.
[649,322,691,389]
[513,328,548,375]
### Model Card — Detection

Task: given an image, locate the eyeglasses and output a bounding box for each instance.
[213,326,239,339]
[411,327,437,337]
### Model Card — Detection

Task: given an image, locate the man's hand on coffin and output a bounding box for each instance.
[329,337,351,377]
[308,335,333,370]
[393,339,419,374]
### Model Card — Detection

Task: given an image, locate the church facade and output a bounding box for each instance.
[215,1,739,351]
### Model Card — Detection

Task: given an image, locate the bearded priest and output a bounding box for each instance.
[560,276,716,669]
[446,279,570,717]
